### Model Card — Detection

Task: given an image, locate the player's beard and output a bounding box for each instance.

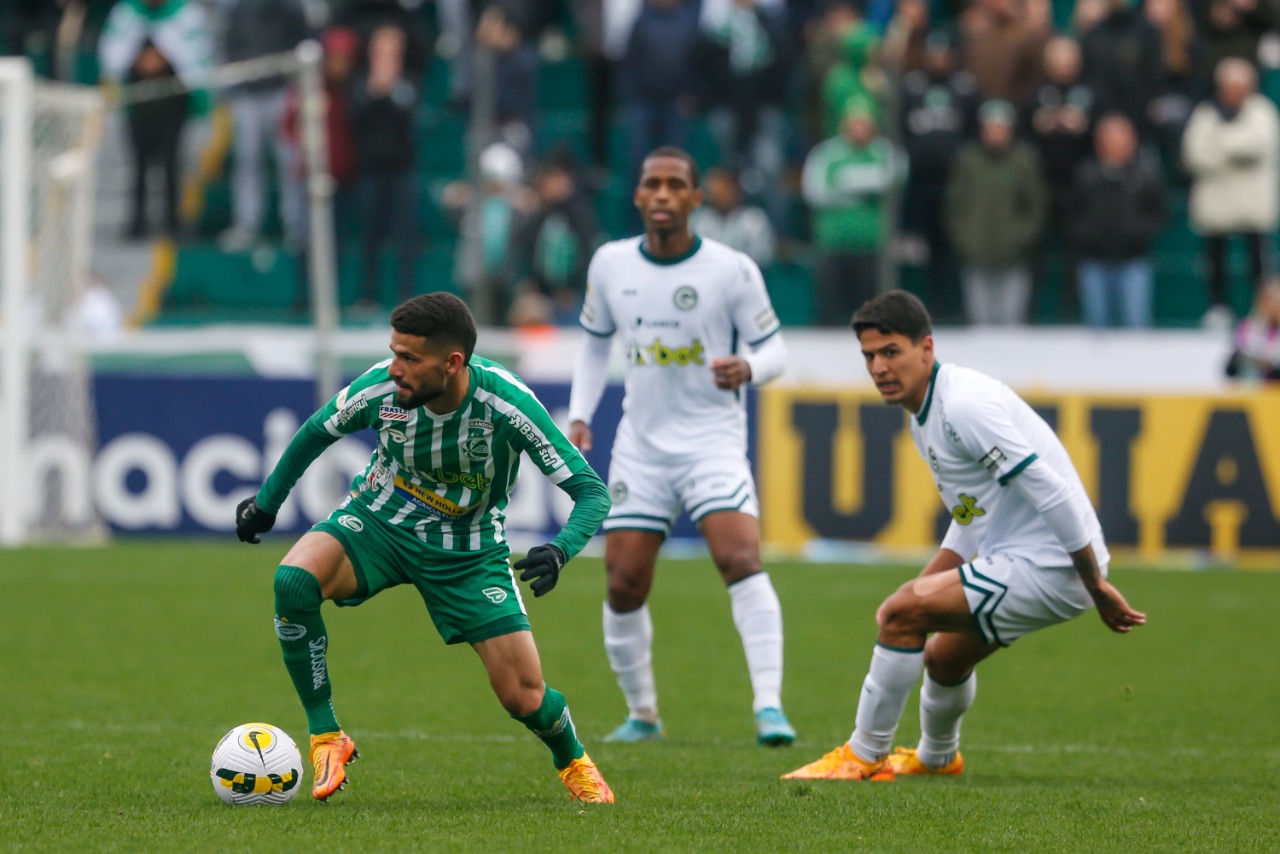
[396,378,444,410]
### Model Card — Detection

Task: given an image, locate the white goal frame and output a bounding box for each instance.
[1,58,106,546]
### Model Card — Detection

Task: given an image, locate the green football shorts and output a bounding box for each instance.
[311,502,530,645]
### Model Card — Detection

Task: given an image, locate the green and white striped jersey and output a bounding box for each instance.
[258,355,591,552]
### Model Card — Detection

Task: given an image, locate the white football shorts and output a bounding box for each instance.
[959,553,1100,646]
[603,449,759,536]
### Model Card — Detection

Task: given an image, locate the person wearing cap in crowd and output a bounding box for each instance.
[802,96,908,326]
[945,98,1047,326]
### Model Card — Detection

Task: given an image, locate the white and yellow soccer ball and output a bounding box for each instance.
[210,723,304,805]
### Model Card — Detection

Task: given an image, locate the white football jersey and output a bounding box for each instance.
[580,235,782,460]
[910,362,1110,568]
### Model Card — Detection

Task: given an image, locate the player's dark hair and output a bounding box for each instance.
[642,146,700,187]
[391,292,477,363]
[850,289,933,342]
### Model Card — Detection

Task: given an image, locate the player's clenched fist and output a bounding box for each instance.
[235,496,276,544]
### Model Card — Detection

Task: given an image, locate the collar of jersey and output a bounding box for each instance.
[914,361,941,426]
[417,363,478,421]
[638,235,702,265]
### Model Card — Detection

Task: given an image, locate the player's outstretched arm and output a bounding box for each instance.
[515,470,610,596]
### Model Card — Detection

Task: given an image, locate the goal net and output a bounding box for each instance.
[0,58,107,545]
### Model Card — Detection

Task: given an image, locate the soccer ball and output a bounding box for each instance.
[210,722,304,805]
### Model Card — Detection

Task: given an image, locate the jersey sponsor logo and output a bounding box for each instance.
[335,396,367,426]
[358,462,391,494]
[379,405,409,421]
[980,447,1006,475]
[632,315,680,329]
[274,618,306,641]
[482,586,508,603]
[610,481,629,504]
[468,419,494,432]
[950,493,986,525]
[628,336,706,367]
[337,514,364,532]
[673,285,698,310]
[394,474,479,518]
[507,414,562,470]
[754,307,777,331]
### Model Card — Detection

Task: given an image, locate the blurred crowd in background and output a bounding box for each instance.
[3,0,1280,380]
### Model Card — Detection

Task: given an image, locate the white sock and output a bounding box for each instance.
[728,572,784,713]
[849,644,924,762]
[916,671,976,768]
[602,601,658,722]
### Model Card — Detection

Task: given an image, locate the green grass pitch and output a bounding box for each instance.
[3,542,1278,851]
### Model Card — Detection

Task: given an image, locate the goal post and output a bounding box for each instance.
[0,57,107,546]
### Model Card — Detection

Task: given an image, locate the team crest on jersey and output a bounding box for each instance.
[379,405,409,422]
[610,482,629,504]
[980,447,1006,474]
[462,435,491,461]
[673,286,698,310]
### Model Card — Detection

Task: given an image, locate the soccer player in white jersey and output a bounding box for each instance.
[234,293,615,803]
[784,289,1146,781]
[568,147,796,746]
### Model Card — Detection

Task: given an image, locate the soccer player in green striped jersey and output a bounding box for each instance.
[234,292,615,803]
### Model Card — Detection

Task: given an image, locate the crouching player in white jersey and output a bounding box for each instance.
[568,146,796,746]
[234,293,614,803]
[784,289,1146,781]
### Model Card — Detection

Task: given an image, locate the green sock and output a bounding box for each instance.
[273,564,340,736]
[513,686,586,769]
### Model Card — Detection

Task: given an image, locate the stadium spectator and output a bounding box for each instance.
[803,99,906,327]
[882,0,930,75]
[1144,0,1205,179]
[1026,35,1096,317]
[1198,0,1275,75]
[334,0,433,77]
[690,166,776,267]
[217,0,309,253]
[617,0,701,184]
[958,0,1048,106]
[1225,277,1280,381]
[351,24,420,310]
[511,148,602,325]
[784,288,1145,784]
[696,0,793,227]
[946,99,1046,326]
[820,11,884,138]
[442,141,530,325]
[98,0,212,240]
[1080,0,1162,138]
[797,0,865,148]
[1069,114,1169,329]
[281,25,360,310]
[473,3,540,158]
[234,291,616,805]
[568,146,796,750]
[1182,57,1279,328]
[898,29,978,313]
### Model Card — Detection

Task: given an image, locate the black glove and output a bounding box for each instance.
[514,544,565,597]
[235,496,276,544]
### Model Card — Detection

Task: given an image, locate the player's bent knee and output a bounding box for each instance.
[274,564,323,612]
